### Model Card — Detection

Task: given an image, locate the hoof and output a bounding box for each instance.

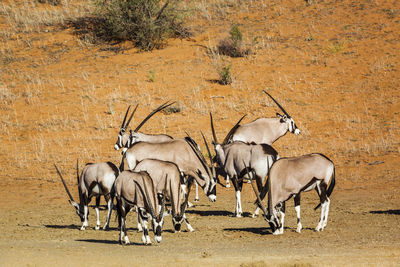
[225,183,231,188]
[233,213,242,218]
[194,198,199,202]
[95,225,100,230]
[103,225,109,231]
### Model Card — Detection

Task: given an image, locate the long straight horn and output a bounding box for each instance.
[121,105,131,129]
[263,90,290,117]
[134,101,175,132]
[201,131,216,179]
[124,104,139,129]
[184,134,213,180]
[210,113,218,144]
[222,114,246,145]
[54,164,75,203]
[243,161,268,216]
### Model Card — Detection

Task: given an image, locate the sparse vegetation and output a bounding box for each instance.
[93,0,186,50]
[217,25,251,57]
[217,64,233,85]
[327,41,345,53]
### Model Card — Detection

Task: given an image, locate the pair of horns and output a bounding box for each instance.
[184,133,215,182]
[210,113,246,145]
[121,101,175,132]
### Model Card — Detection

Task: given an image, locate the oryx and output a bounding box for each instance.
[250,153,336,235]
[120,136,217,203]
[115,170,165,245]
[134,159,194,232]
[227,90,300,145]
[55,161,119,230]
[115,101,201,203]
[210,113,279,217]
[114,101,174,152]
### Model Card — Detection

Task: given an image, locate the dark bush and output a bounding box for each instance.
[93,0,186,51]
[217,25,250,57]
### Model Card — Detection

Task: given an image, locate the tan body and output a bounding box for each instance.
[215,141,278,217]
[260,153,335,235]
[230,116,299,145]
[134,159,194,232]
[122,138,216,202]
[115,170,164,245]
[55,161,119,231]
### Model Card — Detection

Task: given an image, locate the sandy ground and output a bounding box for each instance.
[0,176,399,266]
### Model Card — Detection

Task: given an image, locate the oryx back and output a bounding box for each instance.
[269,153,334,202]
[81,162,119,197]
[124,139,209,189]
[231,118,286,145]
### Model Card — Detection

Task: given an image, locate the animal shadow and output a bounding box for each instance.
[224,227,272,235]
[44,224,78,230]
[185,209,234,217]
[76,239,143,245]
[370,210,400,215]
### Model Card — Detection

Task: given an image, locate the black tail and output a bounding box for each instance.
[259,176,270,201]
[119,153,126,172]
[314,166,336,210]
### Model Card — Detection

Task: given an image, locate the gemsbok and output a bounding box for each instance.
[134,159,194,232]
[227,90,300,145]
[115,170,165,245]
[55,161,119,230]
[210,113,279,217]
[249,153,336,235]
[114,101,174,152]
[120,136,217,203]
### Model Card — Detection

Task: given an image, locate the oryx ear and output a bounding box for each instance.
[277,113,287,122]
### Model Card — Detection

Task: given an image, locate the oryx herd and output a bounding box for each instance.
[55,90,336,245]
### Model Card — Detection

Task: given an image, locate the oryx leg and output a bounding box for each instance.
[181,175,194,208]
[252,175,264,218]
[182,177,195,232]
[139,209,151,245]
[232,178,243,217]
[194,181,199,202]
[136,206,143,232]
[316,183,329,232]
[103,193,113,230]
[226,174,231,188]
[294,194,302,233]
[118,201,130,245]
[80,196,89,231]
[95,196,101,230]
[272,202,285,235]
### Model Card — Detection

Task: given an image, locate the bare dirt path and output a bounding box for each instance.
[1,178,399,266]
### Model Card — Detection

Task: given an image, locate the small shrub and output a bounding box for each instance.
[217,64,232,85]
[37,0,60,5]
[93,0,186,51]
[217,25,250,57]
[327,42,345,53]
[149,70,156,82]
